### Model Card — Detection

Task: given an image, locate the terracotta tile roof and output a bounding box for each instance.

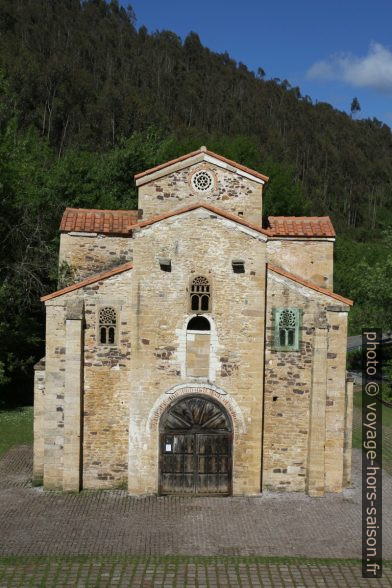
[267,264,353,306]
[41,262,133,302]
[128,202,272,237]
[134,147,269,183]
[60,208,139,235]
[268,216,335,238]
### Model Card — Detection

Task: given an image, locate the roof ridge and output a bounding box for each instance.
[268,215,332,220]
[267,264,353,306]
[134,147,269,183]
[41,262,133,302]
[63,207,138,213]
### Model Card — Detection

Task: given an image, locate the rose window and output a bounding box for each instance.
[191,170,213,193]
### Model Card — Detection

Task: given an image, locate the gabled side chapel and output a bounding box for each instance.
[34,147,354,497]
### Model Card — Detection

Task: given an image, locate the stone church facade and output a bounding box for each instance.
[33,147,354,497]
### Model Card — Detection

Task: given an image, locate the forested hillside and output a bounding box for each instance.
[0,0,391,405]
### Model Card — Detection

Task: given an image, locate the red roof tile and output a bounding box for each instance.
[268,216,335,238]
[267,264,353,306]
[41,262,133,302]
[60,208,139,235]
[134,147,269,183]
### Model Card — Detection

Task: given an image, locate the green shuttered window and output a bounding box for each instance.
[273,307,301,351]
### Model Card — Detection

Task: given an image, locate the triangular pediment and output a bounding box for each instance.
[129,202,270,241]
[134,147,269,187]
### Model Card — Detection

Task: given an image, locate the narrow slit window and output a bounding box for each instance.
[99,307,117,345]
[190,276,211,312]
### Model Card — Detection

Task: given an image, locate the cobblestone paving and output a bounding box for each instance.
[0,446,391,560]
[0,445,32,489]
[0,556,391,587]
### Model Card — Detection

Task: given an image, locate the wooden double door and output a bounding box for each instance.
[159,396,232,496]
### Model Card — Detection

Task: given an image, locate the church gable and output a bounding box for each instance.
[136,147,268,227]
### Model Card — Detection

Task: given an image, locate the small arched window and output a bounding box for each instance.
[99,307,117,345]
[187,316,211,331]
[190,276,211,312]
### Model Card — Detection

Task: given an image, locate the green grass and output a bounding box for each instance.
[0,554,390,588]
[0,406,33,456]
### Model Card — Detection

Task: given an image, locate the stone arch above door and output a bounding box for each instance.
[146,383,246,434]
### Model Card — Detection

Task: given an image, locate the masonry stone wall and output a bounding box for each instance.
[324,307,349,492]
[43,271,132,490]
[262,270,349,492]
[59,233,133,282]
[33,360,45,485]
[43,303,66,489]
[81,272,131,489]
[138,161,263,227]
[128,209,266,495]
[267,239,334,289]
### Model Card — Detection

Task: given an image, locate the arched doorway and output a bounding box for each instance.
[159,395,232,496]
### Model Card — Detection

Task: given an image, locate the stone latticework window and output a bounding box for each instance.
[190,276,211,312]
[273,308,301,351]
[99,306,117,345]
[191,170,214,193]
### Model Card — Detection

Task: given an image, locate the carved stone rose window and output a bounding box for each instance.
[191,170,214,193]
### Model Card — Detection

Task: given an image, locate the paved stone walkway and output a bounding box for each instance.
[0,445,391,586]
[0,446,391,559]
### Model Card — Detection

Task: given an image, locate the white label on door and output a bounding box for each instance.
[165,443,172,452]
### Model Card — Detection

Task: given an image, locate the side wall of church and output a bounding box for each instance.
[262,272,349,492]
[75,272,131,489]
[43,271,132,490]
[138,161,263,226]
[267,239,334,289]
[59,233,133,282]
[128,210,266,495]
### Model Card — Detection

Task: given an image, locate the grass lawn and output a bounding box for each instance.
[0,406,33,457]
[1,554,390,588]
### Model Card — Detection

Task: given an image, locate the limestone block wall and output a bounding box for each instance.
[267,239,334,289]
[81,271,131,489]
[42,270,132,490]
[324,306,349,492]
[138,161,263,227]
[128,209,266,495]
[263,270,350,492]
[59,233,133,282]
[33,359,45,485]
[43,302,66,489]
